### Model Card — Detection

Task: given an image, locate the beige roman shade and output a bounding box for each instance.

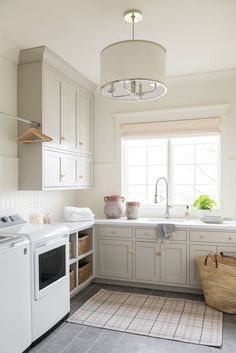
[121,117,221,138]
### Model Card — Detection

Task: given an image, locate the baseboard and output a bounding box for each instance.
[93,277,203,294]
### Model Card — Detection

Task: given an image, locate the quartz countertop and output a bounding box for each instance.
[95,217,236,231]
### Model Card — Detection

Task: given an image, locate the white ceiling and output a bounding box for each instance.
[0,0,235,84]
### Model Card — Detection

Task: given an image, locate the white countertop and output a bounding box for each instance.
[56,220,95,233]
[95,217,236,231]
[55,217,236,232]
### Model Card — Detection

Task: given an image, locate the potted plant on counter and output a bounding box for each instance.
[193,194,216,217]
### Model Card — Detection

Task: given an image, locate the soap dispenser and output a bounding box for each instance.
[185,205,190,220]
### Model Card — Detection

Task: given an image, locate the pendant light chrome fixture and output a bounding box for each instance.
[100,10,167,101]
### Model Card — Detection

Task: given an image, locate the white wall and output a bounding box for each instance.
[77,70,236,219]
[0,40,76,221]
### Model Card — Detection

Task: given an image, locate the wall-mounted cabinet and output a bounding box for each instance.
[17,46,95,190]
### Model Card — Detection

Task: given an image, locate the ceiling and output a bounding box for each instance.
[0,0,235,84]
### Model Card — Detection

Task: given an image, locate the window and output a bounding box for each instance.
[122,119,220,206]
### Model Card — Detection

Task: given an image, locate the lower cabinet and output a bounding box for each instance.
[97,239,133,279]
[189,244,217,286]
[161,243,187,284]
[135,242,187,284]
[79,155,93,188]
[135,242,161,282]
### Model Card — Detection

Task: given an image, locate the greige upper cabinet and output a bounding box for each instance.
[43,69,61,146]
[78,91,93,155]
[18,46,96,190]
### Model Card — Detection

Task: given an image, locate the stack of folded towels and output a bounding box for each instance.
[64,206,95,222]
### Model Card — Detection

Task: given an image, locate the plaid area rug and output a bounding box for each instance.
[68,289,223,347]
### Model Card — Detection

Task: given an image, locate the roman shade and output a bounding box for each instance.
[121,117,221,138]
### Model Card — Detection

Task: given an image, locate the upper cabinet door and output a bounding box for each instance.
[43,69,61,145]
[61,82,77,150]
[78,91,93,155]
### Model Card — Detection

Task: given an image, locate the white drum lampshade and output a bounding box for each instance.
[100,10,167,102]
[101,40,167,101]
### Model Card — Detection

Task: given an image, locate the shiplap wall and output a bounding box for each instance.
[0,190,76,221]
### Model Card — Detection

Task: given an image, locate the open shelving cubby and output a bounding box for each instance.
[69,225,94,297]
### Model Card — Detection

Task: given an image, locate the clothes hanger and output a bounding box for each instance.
[17,128,53,144]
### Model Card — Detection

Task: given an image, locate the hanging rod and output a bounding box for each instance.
[0,111,40,128]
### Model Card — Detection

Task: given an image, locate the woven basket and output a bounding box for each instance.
[78,261,92,285]
[70,270,75,291]
[195,252,236,313]
[78,234,90,255]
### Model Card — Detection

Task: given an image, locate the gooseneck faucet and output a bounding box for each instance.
[154,177,171,219]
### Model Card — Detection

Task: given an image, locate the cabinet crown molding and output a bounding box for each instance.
[18,46,96,93]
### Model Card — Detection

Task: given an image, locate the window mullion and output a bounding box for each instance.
[167,139,172,204]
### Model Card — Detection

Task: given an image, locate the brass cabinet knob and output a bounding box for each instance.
[79,141,83,145]
[228,236,233,240]
[79,175,84,179]
[200,235,205,239]
[60,174,66,178]
[155,250,161,256]
[128,249,134,255]
[61,136,66,141]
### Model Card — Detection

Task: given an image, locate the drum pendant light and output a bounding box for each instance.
[100,10,167,102]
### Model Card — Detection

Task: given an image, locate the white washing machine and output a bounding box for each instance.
[0,234,31,353]
[0,215,70,345]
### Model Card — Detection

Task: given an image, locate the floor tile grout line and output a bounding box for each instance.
[110,332,126,353]
[60,325,87,353]
[34,321,67,351]
[83,329,105,353]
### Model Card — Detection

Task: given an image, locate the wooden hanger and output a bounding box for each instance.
[17,128,53,144]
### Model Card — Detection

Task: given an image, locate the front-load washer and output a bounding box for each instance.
[0,215,70,344]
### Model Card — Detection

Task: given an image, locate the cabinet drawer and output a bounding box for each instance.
[97,226,132,238]
[190,230,236,243]
[135,228,187,241]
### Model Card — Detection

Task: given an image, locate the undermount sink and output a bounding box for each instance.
[141,218,186,223]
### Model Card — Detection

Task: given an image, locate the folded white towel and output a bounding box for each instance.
[64,207,95,222]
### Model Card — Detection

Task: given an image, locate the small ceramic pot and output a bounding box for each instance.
[125,201,140,219]
[104,195,125,219]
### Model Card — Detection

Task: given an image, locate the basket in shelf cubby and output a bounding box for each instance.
[78,259,92,285]
[70,269,75,291]
[78,234,90,255]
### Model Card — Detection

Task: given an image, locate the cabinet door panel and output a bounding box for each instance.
[98,239,132,279]
[135,242,161,282]
[79,156,93,187]
[44,150,62,187]
[161,243,187,284]
[78,91,93,154]
[189,244,217,286]
[44,70,61,145]
[61,82,77,150]
[61,154,78,187]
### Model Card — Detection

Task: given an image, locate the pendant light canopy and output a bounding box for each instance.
[100,10,167,102]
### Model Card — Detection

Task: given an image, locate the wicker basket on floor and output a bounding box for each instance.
[195,252,236,313]
[78,234,90,255]
[78,260,92,284]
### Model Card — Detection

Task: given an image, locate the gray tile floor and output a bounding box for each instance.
[29,283,236,353]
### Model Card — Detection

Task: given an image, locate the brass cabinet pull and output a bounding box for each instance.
[79,141,83,145]
[79,175,84,179]
[200,235,205,239]
[128,249,133,255]
[228,236,233,240]
[155,250,161,256]
[60,174,66,178]
[61,136,66,141]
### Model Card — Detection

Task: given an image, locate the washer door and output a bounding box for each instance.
[34,235,68,300]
